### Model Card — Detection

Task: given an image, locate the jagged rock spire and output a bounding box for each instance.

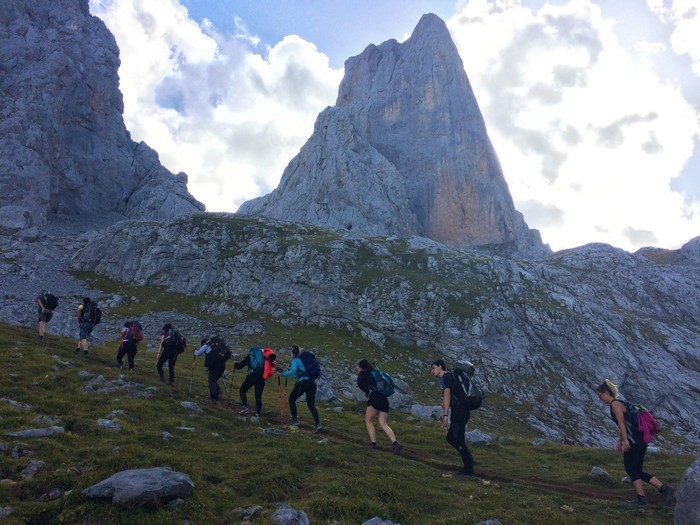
[239,13,546,255]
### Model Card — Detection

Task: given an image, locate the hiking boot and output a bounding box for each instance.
[660,484,675,506]
[116,363,122,369]
[363,442,378,450]
[238,407,250,415]
[625,496,647,506]
[83,351,88,357]
[38,335,43,340]
[288,418,300,426]
[456,468,476,478]
[392,441,403,455]
[75,347,81,353]
[312,424,323,434]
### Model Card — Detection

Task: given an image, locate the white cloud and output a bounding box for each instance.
[447,0,700,251]
[89,0,342,212]
[647,0,700,75]
[90,0,699,252]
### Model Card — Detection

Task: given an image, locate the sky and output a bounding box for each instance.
[87,0,700,253]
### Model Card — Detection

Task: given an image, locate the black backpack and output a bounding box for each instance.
[452,363,484,410]
[81,300,102,325]
[204,336,232,368]
[163,329,186,354]
[41,292,59,310]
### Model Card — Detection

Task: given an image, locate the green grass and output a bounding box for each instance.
[0,322,691,524]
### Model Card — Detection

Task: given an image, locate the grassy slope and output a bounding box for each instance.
[0,322,690,525]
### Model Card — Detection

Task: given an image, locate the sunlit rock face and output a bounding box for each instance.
[238,14,546,257]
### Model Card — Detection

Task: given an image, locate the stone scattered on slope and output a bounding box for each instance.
[81,467,194,509]
[674,458,700,525]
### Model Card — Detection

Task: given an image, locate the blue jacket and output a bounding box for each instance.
[279,357,308,381]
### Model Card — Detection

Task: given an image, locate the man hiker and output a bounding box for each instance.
[36,290,57,341]
[76,297,96,357]
[431,359,476,477]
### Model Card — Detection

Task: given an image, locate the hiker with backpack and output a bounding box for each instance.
[36,290,58,341]
[194,336,232,403]
[233,346,276,418]
[157,323,185,386]
[355,359,402,454]
[279,345,323,432]
[116,321,143,372]
[76,297,100,357]
[595,379,675,506]
[430,359,476,477]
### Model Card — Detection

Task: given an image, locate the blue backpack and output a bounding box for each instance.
[248,346,264,372]
[370,369,395,397]
[298,351,321,380]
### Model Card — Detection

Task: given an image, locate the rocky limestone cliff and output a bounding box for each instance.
[238,14,546,258]
[70,215,700,449]
[0,0,204,238]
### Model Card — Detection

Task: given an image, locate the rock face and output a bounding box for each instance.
[0,0,204,236]
[71,216,700,449]
[238,14,546,257]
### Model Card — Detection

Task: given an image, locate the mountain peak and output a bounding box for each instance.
[239,14,547,257]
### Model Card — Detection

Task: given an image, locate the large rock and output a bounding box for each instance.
[675,458,700,525]
[238,14,547,258]
[0,0,204,232]
[81,467,194,508]
[71,215,700,448]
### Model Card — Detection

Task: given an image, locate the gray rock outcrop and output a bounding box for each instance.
[70,216,700,448]
[675,458,700,525]
[81,467,194,508]
[238,14,546,258]
[0,0,204,236]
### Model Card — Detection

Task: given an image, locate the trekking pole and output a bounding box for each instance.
[226,368,235,407]
[188,355,195,394]
[278,374,284,425]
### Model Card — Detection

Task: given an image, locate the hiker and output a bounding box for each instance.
[116,321,142,372]
[75,297,96,357]
[35,290,57,340]
[431,359,475,476]
[279,345,322,432]
[234,346,276,417]
[355,359,402,454]
[194,337,229,403]
[595,379,675,506]
[157,323,182,386]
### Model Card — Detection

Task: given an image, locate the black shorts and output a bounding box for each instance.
[37,309,53,323]
[367,391,390,413]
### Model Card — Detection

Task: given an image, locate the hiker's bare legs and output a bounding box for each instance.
[364,405,378,443]
[377,411,396,443]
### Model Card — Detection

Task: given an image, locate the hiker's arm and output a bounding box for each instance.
[442,387,451,428]
[76,305,82,321]
[37,298,45,310]
[233,355,250,370]
[280,358,298,377]
[194,344,209,357]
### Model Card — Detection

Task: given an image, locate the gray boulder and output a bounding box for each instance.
[238,14,547,258]
[675,458,700,525]
[82,467,194,509]
[272,503,310,525]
